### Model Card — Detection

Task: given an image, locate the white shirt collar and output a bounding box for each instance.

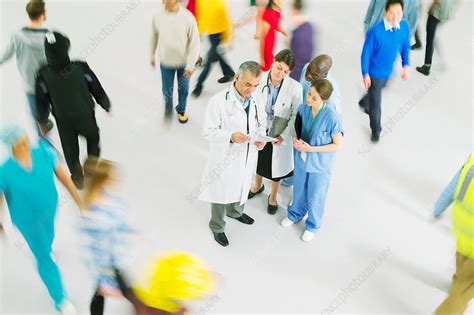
[231,83,251,107]
[384,18,400,31]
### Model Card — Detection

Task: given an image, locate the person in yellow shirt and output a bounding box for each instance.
[432,154,474,314]
[191,0,235,98]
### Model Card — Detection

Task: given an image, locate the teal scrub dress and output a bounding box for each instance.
[0,140,67,309]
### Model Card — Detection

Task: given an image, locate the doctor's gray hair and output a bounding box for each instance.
[238,61,261,78]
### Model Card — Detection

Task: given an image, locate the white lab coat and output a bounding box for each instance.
[255,71,303,178]
[198,86,267,206]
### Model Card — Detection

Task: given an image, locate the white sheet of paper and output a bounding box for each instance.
[301,152,307,162]
[249,133,276,143]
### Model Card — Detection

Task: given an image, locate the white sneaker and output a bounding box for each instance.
[59,300,77,315]
[281,217,295,228]
[301,230,316,242]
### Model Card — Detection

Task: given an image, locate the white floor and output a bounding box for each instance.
[1,0,473,314]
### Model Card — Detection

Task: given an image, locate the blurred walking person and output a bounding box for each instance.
[416,0,456,76]
[289,0,315,81]
[0,124,82,315]
[191,0,235,98]
[80,159,136,315]
[150,0,200,123]
[0,0,54,134]
[432,154,474,314]
[36,31,111,189]
[359,0,410,143]
[260,0,289,71]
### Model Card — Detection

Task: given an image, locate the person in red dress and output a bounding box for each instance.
[260,0,288,71]
[186,0,196,17]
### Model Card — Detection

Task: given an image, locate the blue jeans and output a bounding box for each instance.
[160,64,190,114]
[359,79,388,136]
[287,163,331,232]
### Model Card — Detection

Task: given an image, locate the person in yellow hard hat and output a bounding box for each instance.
[432,154,474,314]
[115,252,214,315]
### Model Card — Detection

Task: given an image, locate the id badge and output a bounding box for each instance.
[301,152,307,162]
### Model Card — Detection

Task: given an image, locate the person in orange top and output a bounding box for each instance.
[260,0,288,71]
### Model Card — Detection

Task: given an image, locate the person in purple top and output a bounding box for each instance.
[359,0,410,143]
[289,0,315,81]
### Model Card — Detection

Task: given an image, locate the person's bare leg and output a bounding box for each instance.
[251,175,263,193]
[269,181,281,205]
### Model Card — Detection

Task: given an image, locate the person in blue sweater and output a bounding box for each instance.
[364,0,419,41]
[359,0,410,142]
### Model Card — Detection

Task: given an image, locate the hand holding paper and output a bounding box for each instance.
[248,133,276,143]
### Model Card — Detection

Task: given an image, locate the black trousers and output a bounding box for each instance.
[424,14,441,65]
[56,114,100,175]
[196,33,234,89]
[414,28,421,45]
[90,288,105,315]
[359,79,388,136]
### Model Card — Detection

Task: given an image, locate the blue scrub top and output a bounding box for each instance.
[296,104,344,174]
[0,140,59,226]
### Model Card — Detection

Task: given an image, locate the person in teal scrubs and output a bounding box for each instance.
[280,79,343,242]
[0,124,82,313]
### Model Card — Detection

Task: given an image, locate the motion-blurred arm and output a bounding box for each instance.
[433,168,462,218]
[54,164,83,212]
[0,34,15,65]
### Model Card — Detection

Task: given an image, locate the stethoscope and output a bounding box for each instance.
[262,72,286,116]
[224,86,261,128]
[261,72,284,96]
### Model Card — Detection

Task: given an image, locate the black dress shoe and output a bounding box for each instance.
[213,232,229,247]
[416,65,431,76]
[248,184,265,199]
[358,102,370,115]
[371,134,380,143]
[411,42,422,50]
[192,87,202,98]
[228,213,254,225]
[217,74,235,84]
[267,195,278,215]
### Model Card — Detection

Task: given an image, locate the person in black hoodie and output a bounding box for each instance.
[35,31,111,189]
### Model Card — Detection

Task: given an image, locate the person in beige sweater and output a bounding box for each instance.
[150,0,200,124]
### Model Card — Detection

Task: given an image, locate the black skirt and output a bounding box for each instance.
[256,142,293,181]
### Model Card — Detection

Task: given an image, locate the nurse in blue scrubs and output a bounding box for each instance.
[0,124,82,313]
[280,79,343,242]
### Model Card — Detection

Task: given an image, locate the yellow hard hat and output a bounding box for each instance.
[133,252,214,312]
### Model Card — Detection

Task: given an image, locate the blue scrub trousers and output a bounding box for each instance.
[160,64,190,114]
[16,213,66,310]
[287,163,331,232]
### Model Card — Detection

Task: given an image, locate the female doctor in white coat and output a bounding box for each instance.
[248,49,303,214]
[198,61,267,247]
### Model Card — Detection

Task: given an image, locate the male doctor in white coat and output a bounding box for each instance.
[198,61,267,247]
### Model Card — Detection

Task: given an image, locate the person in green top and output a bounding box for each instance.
[416,0,456,76]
